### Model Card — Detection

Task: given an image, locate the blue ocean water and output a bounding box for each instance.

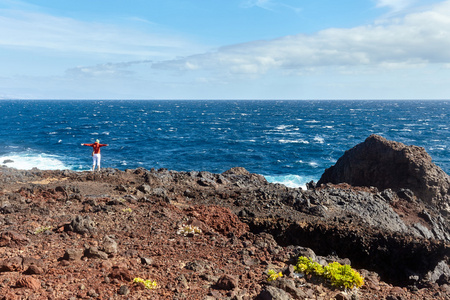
[0,100,449,188]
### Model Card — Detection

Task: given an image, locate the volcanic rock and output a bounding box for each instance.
[318,134,450,210]
[0,136,449,299]
[15,276,40,290]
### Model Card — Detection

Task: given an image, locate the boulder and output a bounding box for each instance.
[215,274,238,290]
[318,135,450,209]
[65,215,96,235]
[16,276,41,290]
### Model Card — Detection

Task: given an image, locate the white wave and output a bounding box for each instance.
[297,160,319,168]
[279,139,309,144]
[314,136,324,144]
[275,125,293,130]
[264,174,317,189]
[0,152,68,170]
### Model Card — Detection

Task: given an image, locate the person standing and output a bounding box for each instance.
[81,139,108,171]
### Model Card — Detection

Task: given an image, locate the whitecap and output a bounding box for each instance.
[314,136,324,144]
[0,152,68,170]
[264,174,317,189]
[297,160,319,167]
[275,125,293,130]
[279,139,309,144]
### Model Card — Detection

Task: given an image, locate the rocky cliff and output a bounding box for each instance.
[0,135,449,299]
[318,134,450,211]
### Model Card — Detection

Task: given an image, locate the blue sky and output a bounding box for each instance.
[1,0,449,99]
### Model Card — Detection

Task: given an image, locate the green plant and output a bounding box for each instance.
[122,207,133,213]
[133,277,158,289]
[34,226,52,235]
[323,262,364,289]
[267,269,283,281]
[177,224,202,236]
[293,256,324,276]
[294,256,364,289]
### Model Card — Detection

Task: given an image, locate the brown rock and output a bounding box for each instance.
[0,231,29,247]
[24,265,44,275]
[16,276,41,290]
[101,235,118,255]
[109,266,132,281]
[390,286,405,294]
[0,256,23,272]
[62,248,84,261]
[22,257,45,270]
[84,246,108,260]
[335,292,350,300]
[216,274,238,290]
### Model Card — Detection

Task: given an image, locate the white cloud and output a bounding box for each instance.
[375,0,416,11]
[0,8,204,60]
[152,1,450,78]
[65,61,153,78]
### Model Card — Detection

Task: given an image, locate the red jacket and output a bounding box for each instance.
[83,143,107,154]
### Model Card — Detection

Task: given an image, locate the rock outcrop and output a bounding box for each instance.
[318,134,450,211]
[0,136,449,299]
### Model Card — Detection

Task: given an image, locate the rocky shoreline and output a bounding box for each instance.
[0,135,449,299]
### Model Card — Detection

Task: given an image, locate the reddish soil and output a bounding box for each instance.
[0,167,449,299]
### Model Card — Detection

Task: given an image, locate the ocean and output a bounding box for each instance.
[0,100,449,188]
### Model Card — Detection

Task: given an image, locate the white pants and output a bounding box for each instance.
[92,153,101,168]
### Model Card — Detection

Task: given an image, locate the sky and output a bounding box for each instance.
[1,0,450,100]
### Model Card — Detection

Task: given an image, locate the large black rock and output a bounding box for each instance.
[318,134,450,210]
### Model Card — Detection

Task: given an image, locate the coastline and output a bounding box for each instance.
[0,161,449,299]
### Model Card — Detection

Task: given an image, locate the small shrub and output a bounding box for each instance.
[34,226,52,235]
[267,269,283,281]
[177,224,202,236]
[122,208,133,213]
[294,256,364,289]
[293,256,324,275]
[133,277,158,289]
[323,262,364,289]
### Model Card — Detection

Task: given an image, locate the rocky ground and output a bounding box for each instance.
[0,135,449,300]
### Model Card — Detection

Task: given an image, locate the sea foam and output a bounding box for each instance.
[265,174,317,190]
[0,152,68,170]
